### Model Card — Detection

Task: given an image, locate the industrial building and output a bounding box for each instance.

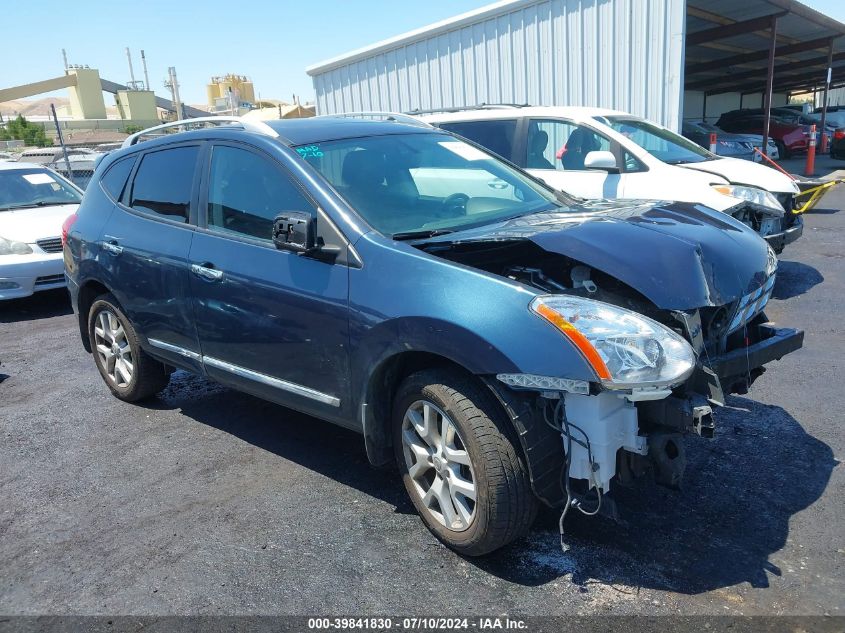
[206,74,257,114]
[307,0,845,131]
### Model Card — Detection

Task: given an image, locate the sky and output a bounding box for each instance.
[1,0,844,106]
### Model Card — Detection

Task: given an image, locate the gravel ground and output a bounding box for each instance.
[1,188,843,617]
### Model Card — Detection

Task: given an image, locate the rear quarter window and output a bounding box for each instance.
[100,156,136,201]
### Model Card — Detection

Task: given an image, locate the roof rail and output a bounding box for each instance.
[318,111,433,128]
[407,103,529,116]
[121,116,280,148]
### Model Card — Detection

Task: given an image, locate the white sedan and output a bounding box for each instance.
[0,162,82,300]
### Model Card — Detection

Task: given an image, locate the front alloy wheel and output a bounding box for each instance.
[393,369,538,556]
[401,400,477,531]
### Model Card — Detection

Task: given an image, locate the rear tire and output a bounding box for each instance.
[775,141,788,159]
[393,368,538,556]
[88,294,170,402]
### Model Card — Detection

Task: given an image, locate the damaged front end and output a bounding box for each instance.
[728,200,803,254]
[415,203,803,522]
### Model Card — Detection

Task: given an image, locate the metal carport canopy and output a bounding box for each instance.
[685,0,845,96]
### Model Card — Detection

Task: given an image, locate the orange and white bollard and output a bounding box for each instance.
[709,132,717,153]
[805,124,816,177]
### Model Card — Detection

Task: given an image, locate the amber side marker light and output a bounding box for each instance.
[534,302,612,381]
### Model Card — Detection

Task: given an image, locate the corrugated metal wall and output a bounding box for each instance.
[308,0,687,130]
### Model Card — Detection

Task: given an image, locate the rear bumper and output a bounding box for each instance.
[764,214,803,251]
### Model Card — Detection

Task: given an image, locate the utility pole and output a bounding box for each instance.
[168,67,183,120]
[141,49,151,92]
[61,49,68,72]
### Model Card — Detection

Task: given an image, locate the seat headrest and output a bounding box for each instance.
[529,130,549,154]
[342,150,386,189]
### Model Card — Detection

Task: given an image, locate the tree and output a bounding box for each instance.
[0,115,51,147]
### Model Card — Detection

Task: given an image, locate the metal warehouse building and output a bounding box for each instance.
[306,0,845,131]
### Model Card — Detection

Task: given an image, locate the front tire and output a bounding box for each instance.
[88,294,170,402]
[393,369,538,556]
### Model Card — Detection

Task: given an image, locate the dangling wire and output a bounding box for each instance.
[545,397,603,552]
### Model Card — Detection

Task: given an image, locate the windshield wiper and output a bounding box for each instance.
[392,229,455,241]
[0,201,79,211]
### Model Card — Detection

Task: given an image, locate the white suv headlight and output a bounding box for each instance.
[711,184,784,212]
[0,235,33,255]
[531,295,696,389]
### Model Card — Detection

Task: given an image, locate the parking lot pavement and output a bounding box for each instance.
[1,195,843,617]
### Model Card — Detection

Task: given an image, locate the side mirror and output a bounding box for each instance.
[584,150,619,172]
[273,212,316,253]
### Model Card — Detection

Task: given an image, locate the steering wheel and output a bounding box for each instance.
[440,193,470,217]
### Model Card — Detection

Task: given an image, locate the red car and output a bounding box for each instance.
[716,114,809,158]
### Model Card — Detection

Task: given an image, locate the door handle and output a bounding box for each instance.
[101,240,123,255]
[191,263,224,281]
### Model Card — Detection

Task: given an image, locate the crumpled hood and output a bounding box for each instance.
[421,199,773,310]
[0,204,78,243]
[680,157,799,194]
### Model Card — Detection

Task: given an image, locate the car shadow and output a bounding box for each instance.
[471,395,837,592]
[772,260,824,300]
[148,370,415,514]
[0,289,72,323]
[147,374,835,594]
[803,207,839,215]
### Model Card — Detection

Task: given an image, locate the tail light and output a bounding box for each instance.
[835,128,845,140]
[61,212,78,246]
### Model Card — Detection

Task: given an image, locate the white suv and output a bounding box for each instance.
[419,105,802,252]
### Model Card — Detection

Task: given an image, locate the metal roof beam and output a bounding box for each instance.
[686,36,837,76]
[687,52,845,91]
[687,12,787,46]
[770,72,845,93]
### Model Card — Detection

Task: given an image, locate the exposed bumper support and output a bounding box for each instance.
[764,214,804,252]
[708,323,803,393]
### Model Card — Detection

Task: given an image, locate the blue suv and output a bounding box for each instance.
[65,116,803,555]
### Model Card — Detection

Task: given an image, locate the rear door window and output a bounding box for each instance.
[438,119,517,161]
[128,146,200,223]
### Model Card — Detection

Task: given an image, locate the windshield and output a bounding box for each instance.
[600,116,714,165]
[298,132,564,237]
[0,168,82,211]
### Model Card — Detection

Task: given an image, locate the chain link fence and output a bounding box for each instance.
[0,141,122,191]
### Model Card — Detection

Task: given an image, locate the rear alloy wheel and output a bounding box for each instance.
[88,294,170,402]
[93,309,134,389]
[393,369,537,556]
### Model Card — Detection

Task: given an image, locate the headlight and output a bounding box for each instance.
[0,235,33,255]
[711,184,785,212]
[530,295,696,389]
